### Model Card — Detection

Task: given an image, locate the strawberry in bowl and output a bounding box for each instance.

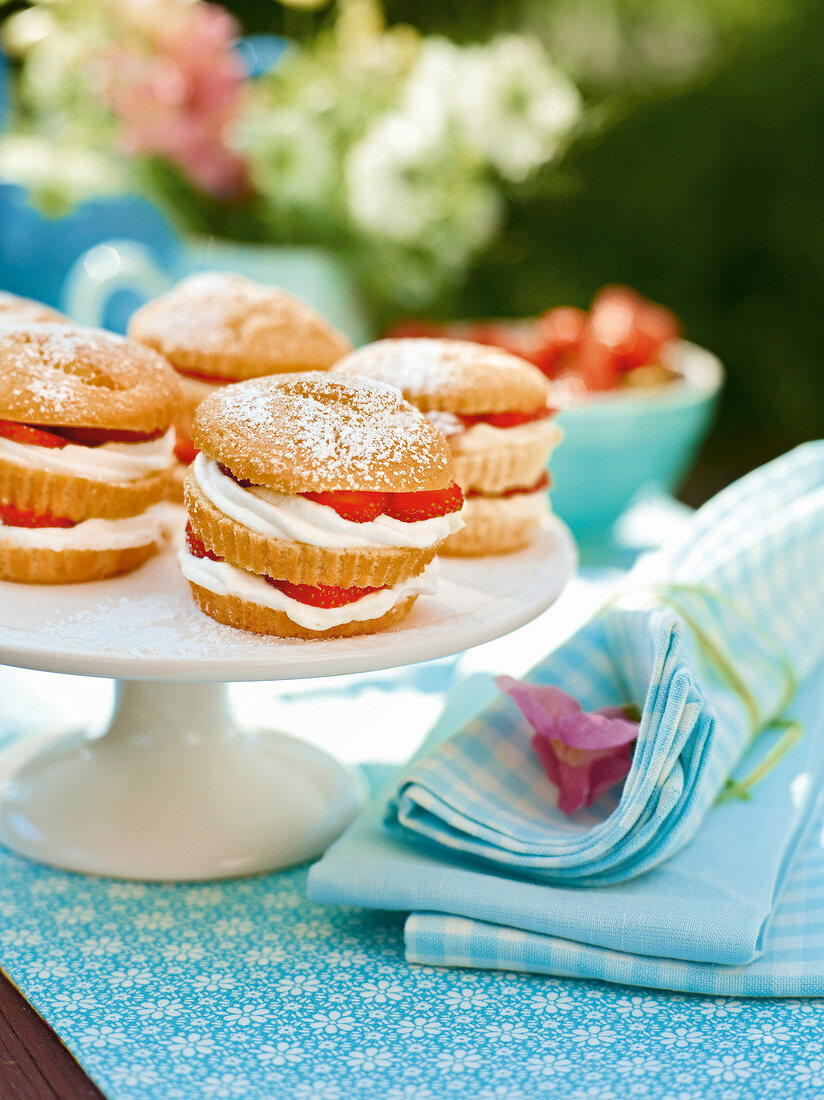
[385,287,723,539]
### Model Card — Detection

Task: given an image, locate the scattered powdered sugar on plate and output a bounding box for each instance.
[0,524,573,680]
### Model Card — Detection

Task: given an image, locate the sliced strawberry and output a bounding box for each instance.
[459,407,554,430]
[565,327,621,391]
[176,367,240,385]
[385,482,464,523]
[303,490,390,523]
[174,431,199,466]
[0,501,76,528]
[266,577,384,608]
[185,523,222,562]
[621,302,680,369]
[53,426,165,446]
[589,286,679,371]
[536,307,587,376]
[0,420,68,449]
[217,462,254,488]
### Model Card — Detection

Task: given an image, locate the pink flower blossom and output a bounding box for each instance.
[101,0,248,197]
[495,676,639,815]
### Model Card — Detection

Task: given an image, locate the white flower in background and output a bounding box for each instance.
[345,110,501,255]
[79,933,124,957]
[400,37,473,139]
[658,1027,705,1048]
[106,881,148,900]
[51,990,98,1012]
[293,1082,343,1100]
[234,109,337,210]
[0,135,122,212]
[530,985,575,1013]
[212,915,256,939]
[109,966,153,989]
[160,941,206,963]
[183,885,225,907]
[25,959,72,982]
[453,35,581,181]
[0,928,44,949]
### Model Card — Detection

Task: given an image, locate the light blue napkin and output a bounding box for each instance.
[384,443,824,885]
[404,666,824,996]
[309,443,824,990]
[308,654,824,989]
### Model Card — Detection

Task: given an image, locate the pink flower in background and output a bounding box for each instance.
[496,676,639,816]
[102,0,248,197]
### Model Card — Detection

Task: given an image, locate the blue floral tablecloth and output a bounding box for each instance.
[1,502,822,1099]
[2,849,824,1100]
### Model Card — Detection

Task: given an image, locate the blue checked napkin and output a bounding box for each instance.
[309,655,824,991]
[308,443,824,990]
[383,442,824,885]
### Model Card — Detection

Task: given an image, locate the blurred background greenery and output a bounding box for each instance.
[1,0,821,503]
[233,0,823,499]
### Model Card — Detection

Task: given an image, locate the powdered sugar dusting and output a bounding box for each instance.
[194,373,453,493]
[334,338,550,414]
[0,293,65,324]
[129,271,351,375]
[0,322,181,428]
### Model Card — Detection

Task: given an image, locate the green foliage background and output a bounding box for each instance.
[227,0,823,497]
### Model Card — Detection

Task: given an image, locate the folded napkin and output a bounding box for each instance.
[309,655,824,978]
[308,443,824,991]
[384,442,824,885]
[404,788,824,996]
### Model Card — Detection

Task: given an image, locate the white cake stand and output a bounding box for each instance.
[0,520,575,881]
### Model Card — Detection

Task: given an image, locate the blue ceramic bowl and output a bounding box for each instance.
[549,341,723,540]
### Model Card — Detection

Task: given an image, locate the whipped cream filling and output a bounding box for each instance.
[445,418,562,456]
[179,550,437,632]
[193,454,464,550]
[0,502,179,551]
[0,428,176,483]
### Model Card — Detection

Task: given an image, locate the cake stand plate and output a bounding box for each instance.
[0,520,575,880]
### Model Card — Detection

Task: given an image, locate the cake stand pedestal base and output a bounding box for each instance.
[0,681,366,881]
